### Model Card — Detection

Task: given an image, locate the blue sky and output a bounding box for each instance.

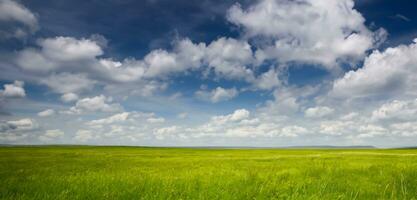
[1,0,417,147]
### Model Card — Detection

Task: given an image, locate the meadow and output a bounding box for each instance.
[0,146,416,200]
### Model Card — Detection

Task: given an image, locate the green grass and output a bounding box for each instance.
[1,146,417,199]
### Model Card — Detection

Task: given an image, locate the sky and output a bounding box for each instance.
[1,0,417,147]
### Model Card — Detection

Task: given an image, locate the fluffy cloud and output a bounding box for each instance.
[41,73,95,94]
[212,109,250,124]
[15,37,103,72]
[332,38,417,98]
[37,109,55,117]
[147,117,165,123]
[258,86,319,116]
[143,50,187,78]
[67,95,122,114]
[74,130,94,142]
[204,37,255,80]
[39,129,64,142]
[39,37,103,61]
[0,118,38,142]
[61,93,79,103]
[87,112,130,126]
[390,122,417,137]
[227,0,384,68]
[251,68,282,90]
[154,126,180,140]
[305,106,334,118]
[5,118,36,131]
[357,125,388,138]
[195,87,238,103]
[371,99,417,122]
[0,0,38,39]
[0,80,25,98]
[319,120,354,136]
[81,111,167,140]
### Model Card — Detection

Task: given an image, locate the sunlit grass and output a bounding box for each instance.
[1,146,416,199]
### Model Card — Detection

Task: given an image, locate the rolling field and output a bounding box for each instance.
[0,146,417,199]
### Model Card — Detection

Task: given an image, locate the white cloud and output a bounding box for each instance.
[1,118,38,142]
[340,112,359,121]
[41,73,95,94]
[6,118,36,131]
[61,93,79,103]
[252,68,282,90]
[212,109,250,124]
[227,0,384,68]
[195,87,239,103]
[154,126,180,140]
[205,37,255,80]
[390,122,417,137]
[371,99,417,122]
[0,118,35,142]
[332,38,417,98]
[39,37,103,62]
[143,50,182,78]
[258,86,318,116]
[0,80,25,98]
[357,125,388,138]
[0,118,38,142]
[39,129,64,142]
[87,112,130,126]
[67,95,122,114]
[15,48,56,72]
[128,81,168,97]
[0,0,38,38]
[305,106,334,118]
[81,111,165,140]
[37,109,55,117]
[147,117,165,123]
[74,129,94,142]
[280,126,308,137]
[319,120,354,136]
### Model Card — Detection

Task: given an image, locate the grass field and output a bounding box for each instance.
[0,146,417,199]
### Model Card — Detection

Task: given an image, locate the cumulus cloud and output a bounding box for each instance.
[87,112,130,126]
[371,99,417,122]
[251,68,282,90]
[66,95,122,114]
[195,86,239,103]
[211,109,250,124]
[204,37,255,80]
[147,117,165,123]
[0,80,25,98]
[154,126,180,140]
[305,106,334,118]
[4,0,417,146]
[40,37,102,61]
[0,118,38,142]
[82,111,167,140]
[0,0,38,39]
[227,0,385,68]
[41,73,96,94]
[332,38,417,98]
[6,118,36,131]
[74,129,94,142]
[390,122,417,137]
[37,109,55,117]
[39,129,64,142]
[258,86,318,116]
[357,125,388,138]
[60,93,79,103]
